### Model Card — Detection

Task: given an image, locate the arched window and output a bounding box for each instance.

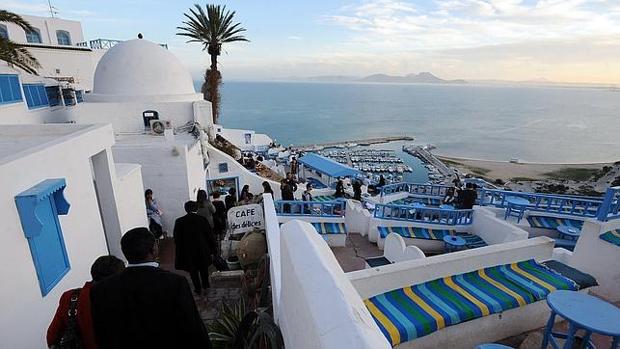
[56,30,71,45]
[25,28,42,43]
[0,25,8,39]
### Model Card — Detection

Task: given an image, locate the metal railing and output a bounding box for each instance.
[86,38,168,50]
[274,200,346,217]
[373,203,474,225]
[596,186,620,221]
[478,188,603,218]
[380,182,451,197]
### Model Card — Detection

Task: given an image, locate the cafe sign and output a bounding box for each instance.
[227,204,264,234]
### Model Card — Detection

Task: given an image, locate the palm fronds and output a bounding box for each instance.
[0,10,40,74]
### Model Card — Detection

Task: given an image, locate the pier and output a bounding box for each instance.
[294,135,414,151]
[403,145,453,176]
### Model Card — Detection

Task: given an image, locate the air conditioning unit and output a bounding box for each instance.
[149,119,172,135]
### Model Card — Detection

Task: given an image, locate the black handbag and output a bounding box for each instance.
[56,288,84,349]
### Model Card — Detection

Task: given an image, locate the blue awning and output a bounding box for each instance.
[298,153,362,178]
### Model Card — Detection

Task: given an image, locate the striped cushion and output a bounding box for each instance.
[313,195,337,202]
[599,229,620,247]
[311,222,346,234]
[364,259,578,346]
[378,227,486,248]
[457,233,487,248]
[526,216,584,230]
[377,226,453,240]
[392,197,442,206]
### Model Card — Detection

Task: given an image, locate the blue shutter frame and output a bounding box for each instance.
[15,179,71,296]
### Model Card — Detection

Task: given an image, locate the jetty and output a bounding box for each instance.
[294,135,414,151]
[403,144,453,176]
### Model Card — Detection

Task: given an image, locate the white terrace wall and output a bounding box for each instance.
[112,137,204,233]
[0,125,115,348]
[470,206,529,244]
[567,218,620,302]
[278,220,390,349]
[114,163,148,233]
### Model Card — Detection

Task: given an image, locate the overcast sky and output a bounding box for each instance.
[5,0,620,83]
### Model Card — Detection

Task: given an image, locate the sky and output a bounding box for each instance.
[3,0,620,84]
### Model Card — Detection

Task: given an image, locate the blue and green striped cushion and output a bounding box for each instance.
[377,226,453,240]
[377,227,487,248]
[391,197,442,206]
[526,216,584,230]
[364,259,578,346]
[311,222,346,234]
[599,229,620,247]
[313,195,337,202]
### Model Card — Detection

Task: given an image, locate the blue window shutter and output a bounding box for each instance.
[0,76,10,103]
[15,179,71,296]
[9,75,22,101]
[24,85,34,107]
[38,85,49,105]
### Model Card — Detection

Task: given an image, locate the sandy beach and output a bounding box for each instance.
[436,155,615,183]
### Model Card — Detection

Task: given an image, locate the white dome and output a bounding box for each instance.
[91,39,197,101]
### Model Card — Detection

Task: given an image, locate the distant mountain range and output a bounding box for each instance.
[289,72,467,84]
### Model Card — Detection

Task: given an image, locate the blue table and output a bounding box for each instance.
[443,235,466,253]
[440,204,455,210]
[557,225,581,241]
[504,196,530,223]
[542,290,620,349]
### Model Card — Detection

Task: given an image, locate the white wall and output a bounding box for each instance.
[27,46,96,90]
[469,207,529,244]
[263,195,282,321]
[345,199,372,235]
[115,163,148,233]
[278,220,390,349]
[6,15,85,46]
[112,136,204,233]
[566,218,620,302]
[0,124,118,348]
[76,100,196,133]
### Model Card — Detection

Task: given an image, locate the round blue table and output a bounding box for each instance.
[557,225,581,240]
[542,290,620,349]
[443,235,466,253]
[504,196,530,223]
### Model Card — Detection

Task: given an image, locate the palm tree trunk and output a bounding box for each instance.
[207,53,220,124]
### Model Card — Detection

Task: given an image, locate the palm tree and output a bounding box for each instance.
[177,4,248,124]
[0,10,40,75]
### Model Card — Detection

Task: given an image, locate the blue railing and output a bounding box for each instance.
[478,188,603,218]
[380,182,451,197]
[274,200,346,217]
[596,186,620,221]
[373,203,473,225]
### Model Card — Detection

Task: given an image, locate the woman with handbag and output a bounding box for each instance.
[47,256,125,349]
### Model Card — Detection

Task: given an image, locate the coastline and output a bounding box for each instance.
[436,155,615,182]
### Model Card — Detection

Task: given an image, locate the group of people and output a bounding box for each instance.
[47,228,212,349]
[442,182,478,209]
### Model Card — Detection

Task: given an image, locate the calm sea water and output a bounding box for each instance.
[203,81,620,163]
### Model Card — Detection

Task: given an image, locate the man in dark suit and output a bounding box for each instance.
[174,201,216,294]
[91,227,211,349]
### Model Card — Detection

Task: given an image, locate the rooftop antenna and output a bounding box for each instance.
[47,0,57,18]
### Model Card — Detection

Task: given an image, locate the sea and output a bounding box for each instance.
[196,80,620,164]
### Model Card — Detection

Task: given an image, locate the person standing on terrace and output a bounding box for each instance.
[174,201,216,295]
[280,179,294,213]
[239,185,251,202]
[335,178,345,198]
[145,189,165,239]
[196,189,216,229]
[353,179,362,201]
[225,187,237,211]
